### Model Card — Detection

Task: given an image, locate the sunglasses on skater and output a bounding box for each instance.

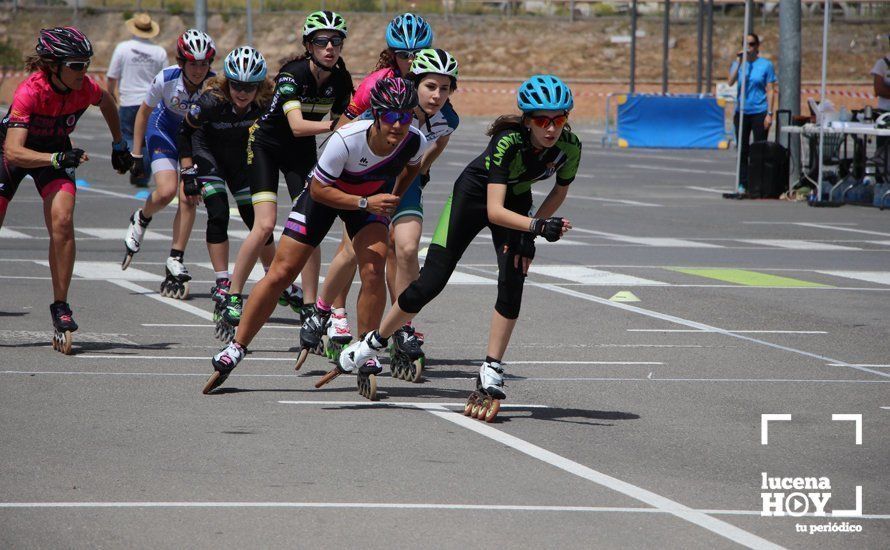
[529,113,568,129]
[393,49,418,60]
[310,35,344,47]
[230,80,260,93]
[63,60,90,72]
[378,110,413,125]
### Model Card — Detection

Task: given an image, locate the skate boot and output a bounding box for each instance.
[316,331,388,390]
[203,341,246,394]
[50,301,78,355]
[278,283,304,315]
[293,305,330,371]
[121,209,151,270]
[160,256,191,299]
[389,324,424,383]
[222,293,243,327]
[211,278,234,342]
[322,309,352,360]
[298,303,313,325]
[464,360,506,423]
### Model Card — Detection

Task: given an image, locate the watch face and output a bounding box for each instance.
[359,197,368,209]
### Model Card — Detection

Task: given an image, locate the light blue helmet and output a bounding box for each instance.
[224,46,267,83]
[386,13,433,50]
[517,74,574,113]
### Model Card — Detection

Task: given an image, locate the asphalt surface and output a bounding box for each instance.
[1,111,888,549]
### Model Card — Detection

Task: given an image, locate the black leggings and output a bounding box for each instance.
[196,153,272,246]
[398,188,530,320]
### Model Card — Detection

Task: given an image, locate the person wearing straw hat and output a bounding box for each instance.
[107,13,167,186]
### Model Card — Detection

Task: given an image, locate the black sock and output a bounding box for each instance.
[169,249,184,262]
[371,330,389,348]
[138,210,152,224]
[485,356,501,365]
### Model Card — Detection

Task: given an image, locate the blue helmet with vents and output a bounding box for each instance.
[517,74,574,113]
[386,13,433,50]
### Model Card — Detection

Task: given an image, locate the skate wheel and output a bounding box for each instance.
[294,348,310,372]
[121,253,133,270]
[476,397,493,420]
[408,357,423,383]
[390,356,401,378]
[484,400,500,423]
[179,282,190,300]
[357,374,378,401]
[53,331,73,355]
[202,371,229,394]
[463,393,479,417]
[315,366,342,389]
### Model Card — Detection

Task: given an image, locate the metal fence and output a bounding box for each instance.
[2,0,887,21]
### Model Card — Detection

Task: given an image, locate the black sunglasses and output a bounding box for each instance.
[63,60,90,72]
[230,81,259,92]
[310,36,344,48]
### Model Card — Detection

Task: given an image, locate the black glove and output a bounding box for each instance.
[516,232,536,261]
[50,148,85,170]
[111,140,134,174]
[130,154,146,179]
[530,217,565,242]
[420,171,431,189]
[180,165,201,196]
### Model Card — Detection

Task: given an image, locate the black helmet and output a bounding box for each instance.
[369,77,418,112]
[36,27,94,60]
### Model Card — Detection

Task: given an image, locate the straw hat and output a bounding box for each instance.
[126,13,160,39]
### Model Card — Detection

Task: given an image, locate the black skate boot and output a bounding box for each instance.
[390,324,424,383]
[203,341,246,394]
[293,305,330,371]
[50,301,78,355]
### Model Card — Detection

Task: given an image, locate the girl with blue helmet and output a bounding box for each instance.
[122,29,216,301]
[176,46,276,341]
[337,75,582,421]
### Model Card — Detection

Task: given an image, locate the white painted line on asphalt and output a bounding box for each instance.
[0,227,31,239]
[533,266,668,286]
[423,405,782,550]
[79,185,141,200]
[141,323,296,329]
[881,407,890,410]
[738,240,861,251]
[0,501,885,519]
[793,222,890,238]
[867,240,890,246]
[196,262,269,282]
[530,190,662,207]
[626,164,736,176]
[109,280,214,321]
[685,186,726,194]
[449,271,498,285]
[278,401,547,408]
[817,271,890,286]
[76,355,292,361]
[2,371,887,384]
[627,329,827,334]
[508,361,663,365]
[571,228,723,248]
[34,260,162,282]
[525,282,890,380]
[828,364,890,368]
[76,228,168,241]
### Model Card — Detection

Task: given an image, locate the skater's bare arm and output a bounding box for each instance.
[486,183,535,232]
[286,108,336,137]
[391,162,422,197]
[97,91,124,143]
[309,178,399,215]
[533,182,569,219]
[132,103,153,157]
[419,135,449,175]
[3,128,58,168]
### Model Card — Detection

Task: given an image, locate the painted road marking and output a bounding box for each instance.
[2,371,887,384]
[0,227,31,239]
[279,400,547,408]
[533,266,668,286]
[828,364,890,368]
[628,329,827,334]
[817,271,890,286]
[793,222,890,238]
[142,323,295,329]
[672,268,829,288]
[625,164,736,176]
[449,271,498,285]
[33,260,162,281]
[109,280,214,321]
[422,404,781,549]
[76,228,168,241]
[530,189,661,208]
[685,186,727,194]
[737,239,861,251]
[867,240,890,246]
[572,228,722,248]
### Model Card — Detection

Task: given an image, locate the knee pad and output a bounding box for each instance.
[397,246,456,314]
[205,197,230,244]
[495,243,526,320]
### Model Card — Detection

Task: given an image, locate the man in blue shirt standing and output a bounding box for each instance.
[729,33,777,192]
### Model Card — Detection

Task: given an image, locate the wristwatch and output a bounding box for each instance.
[358,197,368,211]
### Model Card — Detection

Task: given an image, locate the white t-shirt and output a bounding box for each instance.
[871,56,890,111]
[313,119,426,197]
[107,38,168,107]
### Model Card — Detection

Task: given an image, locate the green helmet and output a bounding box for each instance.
[302,10,347,40]
[410,48,458,80]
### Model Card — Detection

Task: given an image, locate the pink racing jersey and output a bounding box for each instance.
[1,71,103,152]
[343,67,397,120]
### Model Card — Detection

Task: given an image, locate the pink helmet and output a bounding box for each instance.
[36,27,93,60]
